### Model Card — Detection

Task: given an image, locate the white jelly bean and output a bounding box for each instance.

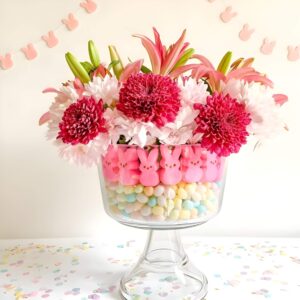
[136,193,148,203]
[154,185,165,197]
[191,192,202,202]
[140,205,152,217]
[157,195,167,207]
[165,187,176,199]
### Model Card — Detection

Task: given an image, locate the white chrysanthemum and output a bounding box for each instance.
[104,108,161,147]
[46,84,79,140]
[55,133,110,167]
[84,75,120,105]
[222,79,285,140]
[178,77,209,105]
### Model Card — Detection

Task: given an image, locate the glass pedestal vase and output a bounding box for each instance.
[120,230,208,300]
[98,144,226,299]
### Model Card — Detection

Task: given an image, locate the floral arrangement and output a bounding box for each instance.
[39,28,287,166]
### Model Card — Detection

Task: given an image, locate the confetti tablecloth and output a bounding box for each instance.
[0,237,299,300]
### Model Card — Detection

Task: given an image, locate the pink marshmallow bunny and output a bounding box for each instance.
[181,146,204,183]
[102,145,119,183]
[118,147,140,185]
[159,145,182,185]
[203,151,219,182]
[137,148,159,187]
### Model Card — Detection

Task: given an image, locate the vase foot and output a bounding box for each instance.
[119,230,208,300]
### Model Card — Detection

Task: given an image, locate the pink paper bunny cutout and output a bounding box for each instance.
[181,146,204,183]
[0,53,13,70]
[203,152,219,182]
[220,6,237,23]
[137,148,159,187]
[260,38,276,55]
[42,31,58,48]
[62,13,79,31]
[21,43,37,60]
[239,24,255,41]
[159,146,182,185]
[80,0,97,13]
[102,145,119,183]
[287,46,300,61]
[118,148,140,185]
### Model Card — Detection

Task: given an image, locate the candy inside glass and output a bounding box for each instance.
[98,144,227,300]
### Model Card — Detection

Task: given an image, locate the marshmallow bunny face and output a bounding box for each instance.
[137,148,159,186]
[102,145,119,182]
[117,147,140,185]
[159,146,182,185]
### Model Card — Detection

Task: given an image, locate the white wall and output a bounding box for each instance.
[0,0,299,238]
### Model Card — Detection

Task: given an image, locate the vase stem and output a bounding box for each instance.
[120,229,208,300]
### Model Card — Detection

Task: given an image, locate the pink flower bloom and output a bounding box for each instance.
[57,96,107,145]
[117,73,181,127]
[194,93,251,156]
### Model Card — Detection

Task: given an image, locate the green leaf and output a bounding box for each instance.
[172,48,195,70]
[88,40,100,68]
[217,51,232,75]
[141,65,151,74]
[65,52,90,83]
[81,61,94,74]
[108,45,124,79]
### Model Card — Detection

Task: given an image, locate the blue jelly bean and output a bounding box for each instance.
[125,193,136,203]
[121,210,130,217]
[147,196,157,207]
[182,200,194,210]
[197,204,207,214]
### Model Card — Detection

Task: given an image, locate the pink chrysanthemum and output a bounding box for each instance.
[117,73,181,127]
[194,93,251,156]
[57,96,107,145]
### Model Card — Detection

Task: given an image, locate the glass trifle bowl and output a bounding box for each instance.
[98,144,227,300]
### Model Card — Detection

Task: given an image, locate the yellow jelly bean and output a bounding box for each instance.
[167,199,175,214]
[134,184,144,193]
[174,197,182,209]
[152,206,165,216]
[169,209,180,220]
[144,186,154,196]
[186,183,197,195]
[171,185,178,191]
[180,209,191,220]
[124,186,134,194]
[177,187,188,200]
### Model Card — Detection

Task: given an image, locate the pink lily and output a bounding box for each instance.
[133,28,190,76]
[119,59,143,82]
[39,111,50,125]
[273,94,288,106]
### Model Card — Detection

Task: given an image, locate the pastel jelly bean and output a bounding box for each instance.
[191,208,198,218]
[179,209,191,220]
[165,187,176,199]
[157,195,167,207]
[136,193,148,203]
[191,192,202,202]
[182,200,194,210]
[167,199,175,214]
[177,187,188,199]
[185,183,197,195]
[174,197,182,209]
[147,196,157,207]
[144,186,154,196]
[116,194,125,203]
[117,203,126,210]
[197,204,207,214]
[140,205,152,217]
[154,185,164,197]
[152,206,164,216]
[125,193,136,203]
[124,186,134,194]
[169,209,180,220]
[116,185,124,194]
[134,185,144,193]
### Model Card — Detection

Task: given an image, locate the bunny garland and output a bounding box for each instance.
[207,0,300,62]
[102,146,225,186]
[0,0,98,70]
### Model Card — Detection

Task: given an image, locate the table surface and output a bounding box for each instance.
[0,237,299,300]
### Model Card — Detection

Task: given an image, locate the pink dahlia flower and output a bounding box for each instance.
[117,73,181,127]
[194,93,251,156]
[57,96,107,145]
